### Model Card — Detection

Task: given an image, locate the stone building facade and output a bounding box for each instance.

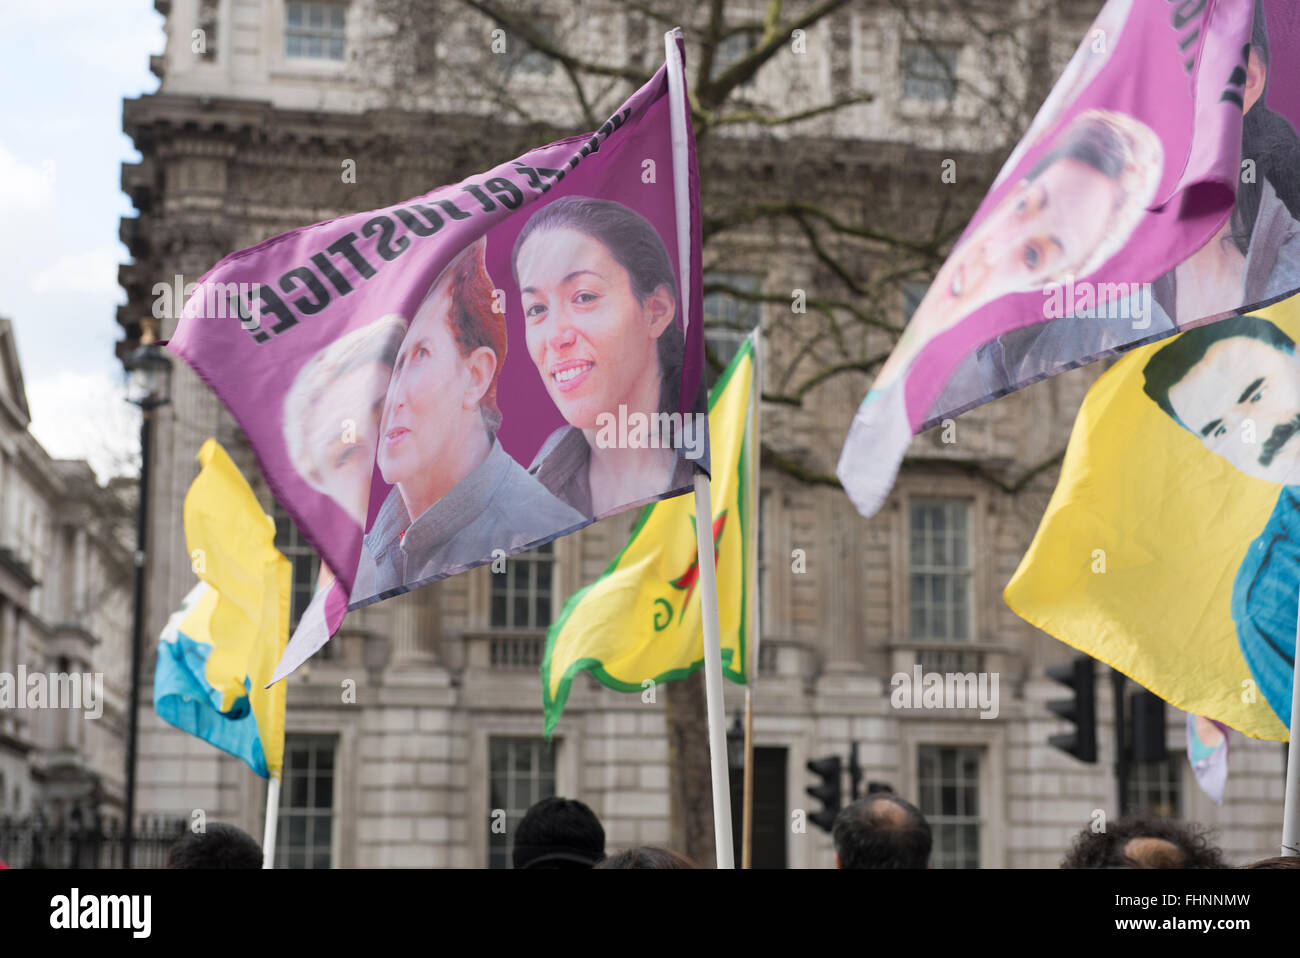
[0,319,135,830]
[117,0,1288,868]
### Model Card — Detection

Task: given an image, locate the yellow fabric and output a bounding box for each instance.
[1006,302,1300,741]
[543,345,755,734]
[183,439,291,774]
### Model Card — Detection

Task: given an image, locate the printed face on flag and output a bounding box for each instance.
[168,49,708,618]
[839,0,1300,522]
[1006,297,1300,740]
[1144,316,1300,485]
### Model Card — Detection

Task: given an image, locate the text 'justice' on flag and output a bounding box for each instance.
[164,32,708,682]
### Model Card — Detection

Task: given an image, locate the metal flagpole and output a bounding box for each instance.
[741,330,762,869]
[1281,587,1300,856]
[263,775,281,869]
[666,27,734,868]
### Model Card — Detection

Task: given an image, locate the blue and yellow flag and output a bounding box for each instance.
[1007,298,1300,740]
[154,440,290,777]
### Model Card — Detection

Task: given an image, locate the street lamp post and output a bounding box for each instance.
[123,339,171,869]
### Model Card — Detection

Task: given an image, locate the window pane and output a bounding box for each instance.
[288,4,303,27]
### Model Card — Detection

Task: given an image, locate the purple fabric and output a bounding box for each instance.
[839,0,1300,519]
[170,42,704,636]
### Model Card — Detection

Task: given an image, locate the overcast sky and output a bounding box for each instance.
[1,1,165,480]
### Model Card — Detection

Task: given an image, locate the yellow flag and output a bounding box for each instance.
[182,439,291,774]
[1006,299,1300,740]
[542,337,756,735]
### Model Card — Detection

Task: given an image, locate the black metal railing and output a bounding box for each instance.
[0,814,186,869]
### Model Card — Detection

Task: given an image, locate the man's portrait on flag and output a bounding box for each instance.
[1141,314,1300,726]
[512,196,706,520]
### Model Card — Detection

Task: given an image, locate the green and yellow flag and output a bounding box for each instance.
[542,335,757,735]
[1007,297,1300,741]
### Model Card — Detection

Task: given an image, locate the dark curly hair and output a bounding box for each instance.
[593,846,699,869]
[166,822,263,869]
[1061,816,1227,869]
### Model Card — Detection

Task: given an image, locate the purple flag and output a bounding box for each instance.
[168,34,707,677]
[839,0,1300,518]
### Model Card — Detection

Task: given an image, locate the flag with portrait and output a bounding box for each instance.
[1006,296,1300,740]
[838,0,1300,520]
[166,34,708,679]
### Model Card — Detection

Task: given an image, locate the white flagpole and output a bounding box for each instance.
[263,774,281,869]
[666,27,734,869]
[1281,586,1300,856]
[693,474,736,869]
[741,330,762,869]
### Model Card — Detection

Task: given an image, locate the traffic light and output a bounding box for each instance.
[806,755,842,832]
[1047,655,1097,763]
[1130,689,1167,763]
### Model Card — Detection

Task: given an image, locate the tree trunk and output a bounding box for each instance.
[664,668,716,867]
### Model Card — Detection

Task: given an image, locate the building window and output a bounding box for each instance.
[285,1,347,61]
[918,745,981,869]
[276,734,336,869]
[488,737,557,869]
[909,498,972,642]
[490,541,555,629]
[703,271,763,384]
[710,30,759,83]
[1127,757,1182,819]
[272,504,323,632]
[497,17,558,75]
[901,42,959,103]
[728,746,788,868]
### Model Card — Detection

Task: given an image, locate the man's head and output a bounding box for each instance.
[166,823,263,869]
[1061,816,1226,869]
[1142,315,1300,485]
[512,796,606,869]
[832,793,932,869]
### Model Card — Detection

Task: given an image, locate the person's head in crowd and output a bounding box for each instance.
[831,793,932,869]
[593,846,699,869]
[1061,816,1227,869]
[166,822,264,869]
[1142,314,1300,486]
[284,313,407,526]
[512,796,606,869]
[1241,855,1300,868]
[378,237,506,522]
